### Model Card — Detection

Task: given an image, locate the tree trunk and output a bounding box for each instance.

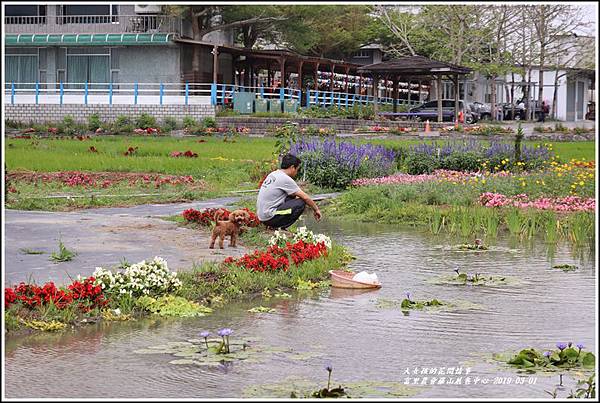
[551,70,560,119]
[526,68,533,120]
[491,76,497,121]
[537,46,545,114]
[510,72,515,121]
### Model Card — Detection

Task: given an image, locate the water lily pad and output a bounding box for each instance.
[374,298,482,312]
[242,377,421,398]
[552,264,578,272]
[248,306,276,313]
[134,338,321,367]
[427,274,521,287]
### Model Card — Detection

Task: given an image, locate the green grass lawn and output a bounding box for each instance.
[4,134,595,211]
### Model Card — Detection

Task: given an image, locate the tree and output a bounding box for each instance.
[278,5,373,59]
[164,5,287,76]
[528,5,591,113]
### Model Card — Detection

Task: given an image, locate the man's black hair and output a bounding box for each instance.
[281,154,301,169]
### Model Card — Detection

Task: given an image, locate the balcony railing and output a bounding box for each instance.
[5,14,182,35]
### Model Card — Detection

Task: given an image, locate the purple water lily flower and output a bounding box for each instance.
[556,342,568,351]
[200,331,210,338]
[325,362,333,372]
[543,351,552,358]
[218,328,233,337]
[405,292,411,301]
[576,343,584,350]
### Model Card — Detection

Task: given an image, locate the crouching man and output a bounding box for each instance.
[257,154,322,229]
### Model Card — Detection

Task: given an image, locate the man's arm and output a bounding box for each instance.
[291,189,322,220]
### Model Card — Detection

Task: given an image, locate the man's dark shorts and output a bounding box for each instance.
[261,195,306,230]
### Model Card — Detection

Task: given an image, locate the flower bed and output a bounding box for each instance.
[182,207,260,227]
[479,192,595,212]
[350,169,512,187]
[290,138,396,189]
[170,150,199,158]
[398,140,551,174]
[5,277,107,312]
[223,240,328,273]
[6,171,202,189]
[93,257,182,298]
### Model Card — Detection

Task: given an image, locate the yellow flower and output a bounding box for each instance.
[481,179,486,185]
[557,173,562,177]
[571,184,577,188]
[579,181,584,186]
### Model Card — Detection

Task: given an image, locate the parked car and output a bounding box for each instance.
[470,101,492,120]
[409,100,477,123]
[503,100,541,120]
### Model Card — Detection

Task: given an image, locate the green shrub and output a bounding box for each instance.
[58,115,76,135]
[216,108,240,117]
[114,115,134,133]
[135,113,157,129]
[162,116,178,132]
[182,116,197,128]
[87,113,102,131]
[202,117,216,128]
[5,119,23,129]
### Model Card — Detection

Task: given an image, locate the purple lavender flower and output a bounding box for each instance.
[556,342,568,351]
[543,351,552,358]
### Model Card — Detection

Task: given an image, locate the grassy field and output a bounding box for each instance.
[4,134,595,211]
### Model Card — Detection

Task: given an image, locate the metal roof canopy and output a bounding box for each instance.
[5,33,174,46]
[174,38,361,74]
[357,55,472,77]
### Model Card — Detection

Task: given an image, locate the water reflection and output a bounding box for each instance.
[4,217,596,399]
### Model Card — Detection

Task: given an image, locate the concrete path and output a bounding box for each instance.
[4,193,340,286]
[4,198,246,286]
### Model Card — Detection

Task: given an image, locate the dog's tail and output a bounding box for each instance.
[212,208,228,222]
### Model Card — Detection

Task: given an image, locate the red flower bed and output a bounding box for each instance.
[5,277,107,311]
[182,207,259,227]
[223,240,328,273]
[170,150,198,158]
[6,171,201,190]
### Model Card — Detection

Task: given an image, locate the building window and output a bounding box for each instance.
[353,50,370,58]
[66,48,110,89]
[5,48,39,89]
[57,5,119,24]
[5,5,46,24]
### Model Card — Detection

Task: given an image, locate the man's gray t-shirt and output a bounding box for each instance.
[257,170,300,221]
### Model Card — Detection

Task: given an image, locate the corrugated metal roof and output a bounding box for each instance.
[358,55,472,75]
[5,33,174,46]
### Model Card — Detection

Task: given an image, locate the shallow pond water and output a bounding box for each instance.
[4,217,596,398]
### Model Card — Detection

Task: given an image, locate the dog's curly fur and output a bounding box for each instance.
[209,209,251,249]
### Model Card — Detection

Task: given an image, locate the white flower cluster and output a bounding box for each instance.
[268,227,332,249]
[92,257,182,298]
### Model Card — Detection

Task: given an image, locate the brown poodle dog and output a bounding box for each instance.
[209,209,251,249]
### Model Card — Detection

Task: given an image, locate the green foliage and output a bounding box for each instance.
[248,306,276,313]
[49,240,76,262]
[20,319,67,332]
[552,264,578,272]
[182,116,197,128]
[162,116,178,132]
[202,117,217,128]
[135,295,213,317]
[400,298,444,310]
[88,113,102,131]
[273,122,300,156]
[114,115,134,133]
[499,347,595,372]
[568,373,596,399]
[135,113,157,129]
[514,123,524,165]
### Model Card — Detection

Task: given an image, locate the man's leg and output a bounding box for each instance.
[262,196,306,229]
